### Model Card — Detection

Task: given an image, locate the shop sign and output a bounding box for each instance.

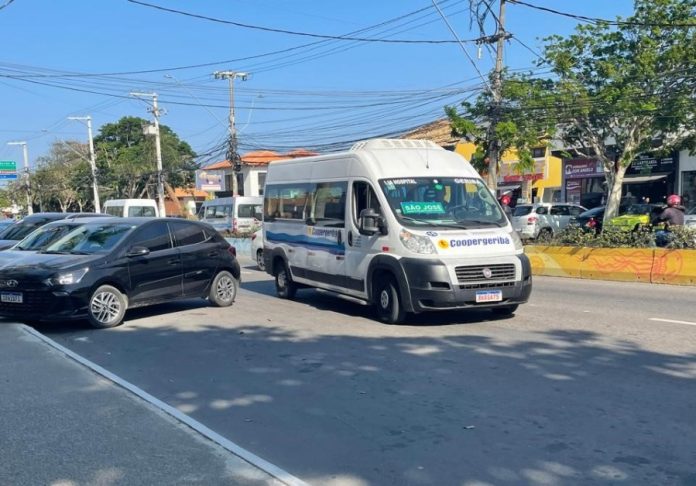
[626,152,677,176]
[196,169,225,191]
[564,159,603,179]
[498,159,545,183]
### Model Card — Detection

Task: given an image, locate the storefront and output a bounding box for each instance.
[563,153,679,209]
[678,149,696,211]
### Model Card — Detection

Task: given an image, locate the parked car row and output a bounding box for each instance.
[0,217,240,329]
[510,203,587,241]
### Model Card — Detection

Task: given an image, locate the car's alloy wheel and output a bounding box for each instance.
[256,250,265,271]
[209,270,238,307]
[88,285,127,329]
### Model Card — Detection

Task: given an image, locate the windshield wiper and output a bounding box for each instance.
[400,216,471,230]
[40,250,70,254]
[454,219,503,227]
[68,250,91,255]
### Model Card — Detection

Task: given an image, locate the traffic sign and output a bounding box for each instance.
[0,161,16,171]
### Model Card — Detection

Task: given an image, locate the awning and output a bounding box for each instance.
[623,174,667,184]
[497,184,521,192]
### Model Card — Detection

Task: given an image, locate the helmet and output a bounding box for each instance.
[666,194,681,207]
[501,194,511,205]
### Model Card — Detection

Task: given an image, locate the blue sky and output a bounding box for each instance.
[0,0,634,168]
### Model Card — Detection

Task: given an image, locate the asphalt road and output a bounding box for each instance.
[38,264,696,486]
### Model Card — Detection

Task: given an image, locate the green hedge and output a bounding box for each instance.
[528,226,696,249]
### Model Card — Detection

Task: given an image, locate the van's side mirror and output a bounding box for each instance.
[126,246,150,257]
[359,208,387,236]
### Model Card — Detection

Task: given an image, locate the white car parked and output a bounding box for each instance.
[685,206,696,228]
[511,203,586,240]
[251,229,264,270]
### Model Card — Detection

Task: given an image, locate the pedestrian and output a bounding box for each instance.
[500,194,513,219]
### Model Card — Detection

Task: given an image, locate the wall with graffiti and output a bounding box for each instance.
[525,246,696,286]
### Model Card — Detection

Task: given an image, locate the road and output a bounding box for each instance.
[38,264,696,486]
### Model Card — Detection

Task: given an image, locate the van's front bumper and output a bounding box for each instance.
[398,254,532,313]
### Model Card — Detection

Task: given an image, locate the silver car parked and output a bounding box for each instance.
[511,203,587,241]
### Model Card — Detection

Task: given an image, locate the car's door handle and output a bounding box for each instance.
[167,258,180,265]
[207,251,219,257]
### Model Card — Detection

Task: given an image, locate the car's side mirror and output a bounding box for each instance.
[359,208,387,236]
[126,245,150,257]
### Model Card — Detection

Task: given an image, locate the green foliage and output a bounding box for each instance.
[541,225,696,249]
[539,0,696,220]
[446,73,557,179]
[94,116,196,200]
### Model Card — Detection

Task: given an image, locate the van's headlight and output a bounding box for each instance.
[47,268,89,286]
[399,229,435,254]
[511,231,524,251]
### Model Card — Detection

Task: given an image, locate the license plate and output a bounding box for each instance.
[1,292,23,303]
[475,290,502,303]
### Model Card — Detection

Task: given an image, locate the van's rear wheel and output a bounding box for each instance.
[275,262,297,299]
[374,276,406,324]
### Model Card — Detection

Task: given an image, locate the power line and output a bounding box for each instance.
[508,0,696,28]
[125,0,479,44]
[0,0,15,11]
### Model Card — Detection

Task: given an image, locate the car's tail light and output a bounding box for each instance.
[227,246,236,258]
[527,216,538,225]
[232,218,238,232]
[251,233,257,241]
[587,217,597,229]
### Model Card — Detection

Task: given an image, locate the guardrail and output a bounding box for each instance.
[525,246,696,286]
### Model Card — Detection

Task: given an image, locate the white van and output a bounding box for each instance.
[263,139,532,324]
[198,196,263,234]
[103,199,159,217]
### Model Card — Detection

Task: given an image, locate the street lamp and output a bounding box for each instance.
[67,116,101,213]
[6,141,32,215]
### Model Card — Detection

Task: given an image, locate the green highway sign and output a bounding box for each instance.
[0,161,17,172]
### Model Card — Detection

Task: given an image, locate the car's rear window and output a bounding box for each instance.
[513,206,532,217]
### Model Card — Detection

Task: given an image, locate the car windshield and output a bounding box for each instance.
[378,177,506,229]
[0,220,47,240]
[513,205,533,217]
[14,223,82,251]
[42,223,135,254]
[625,204,651,215]
[688,206,696,215]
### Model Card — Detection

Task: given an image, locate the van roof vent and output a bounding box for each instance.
[350,138,444,152]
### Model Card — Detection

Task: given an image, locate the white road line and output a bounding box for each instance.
[649,317,696,327]
[21,325,309,486]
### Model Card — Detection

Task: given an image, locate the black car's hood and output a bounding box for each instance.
[0,251,103,277]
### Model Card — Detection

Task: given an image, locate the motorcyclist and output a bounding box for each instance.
[500,194,513,219]
[651,194,685,247]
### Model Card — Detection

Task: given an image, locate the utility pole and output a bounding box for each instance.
[7,141,32,215]
[130,92,166,217]
[214,71,249,196]
[476,0,511,193]
[68,116,101,213]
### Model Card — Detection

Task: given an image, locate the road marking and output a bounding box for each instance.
[649,317,696,327]
[21,325,308,486]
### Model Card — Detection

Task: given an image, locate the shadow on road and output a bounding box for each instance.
[36,312,696,486]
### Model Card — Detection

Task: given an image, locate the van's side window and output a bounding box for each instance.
[352,181,381,224]
[128,206,156,217]
[264,184,312,222]
[312,182,347,227]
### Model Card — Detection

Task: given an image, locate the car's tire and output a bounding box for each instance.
[373,276,406,324]
[491,304,518,317]
[536,228,553,243]
[209,270,238,307]
[256,249,265,271]
[274,261,297,299]
[87,285,127,329]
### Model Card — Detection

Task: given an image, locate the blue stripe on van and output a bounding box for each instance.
[266,231,345,256]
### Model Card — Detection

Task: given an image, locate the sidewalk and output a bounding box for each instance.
[0,323,284,486]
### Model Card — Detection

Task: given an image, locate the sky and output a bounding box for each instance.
[0,0,635,170]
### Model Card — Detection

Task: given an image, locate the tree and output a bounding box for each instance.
[446,72,558,197]
[540,0,696,221]
[33,141,92,212]
[93,116,196,200]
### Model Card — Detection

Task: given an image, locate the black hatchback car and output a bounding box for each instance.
[0,218,240,328]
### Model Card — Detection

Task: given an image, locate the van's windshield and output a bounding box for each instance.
[378,177,507,229]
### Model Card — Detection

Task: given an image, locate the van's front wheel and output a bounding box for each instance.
[374,276,406,324]
[275,262,297,299]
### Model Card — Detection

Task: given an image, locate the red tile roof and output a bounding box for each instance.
[202,148,320,170]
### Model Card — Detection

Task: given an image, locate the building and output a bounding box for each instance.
[164,187,209,217]
[401,118,562,203]
[196,149,318,197]
[677,149,696,211]
[562,151,680,209]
